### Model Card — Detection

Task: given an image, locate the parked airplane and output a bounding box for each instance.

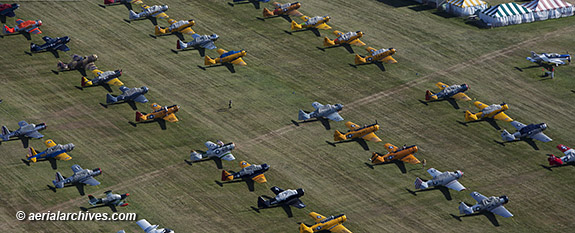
[1,120,46,147]
[154,19,195,36]
[27,139,74,163]
[135,103,179,123]
[263,2,302,19]
[87,190,129,211]
[53,164,101,189]
[0,3,19,22]
[323,30,365,53]
[459,192,513,218]
[425,82,470,102]
[30,36,70,57]
[353,47,397,71]
[501,121,551,142]
[290,15,330,36]
[82,69,124,92]
[3,18,42,35]
[222,160,269,184]
[298,102,343,122]
[370,143,420,165]
[191,140,236,162]
[57,54,98,72]
[299,212,351,233]
[258,186,305,210]
[204,49,247,73]
[136,219,174,233]
[547,144,575,166]
[106,86,149,105]
[174,34,218,56]
[129,4,169,21]
[464,101,512,122]
[334,121,381,142]
[527,51,571,66]
[415,168,466,191]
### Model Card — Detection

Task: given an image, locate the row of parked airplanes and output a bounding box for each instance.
[2,1,573,232]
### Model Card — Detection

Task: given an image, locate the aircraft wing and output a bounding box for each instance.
[25,131,44,139]
[365,47,377,53]
[180,27,195,35]
[326,112,344,122]
[333,30,344,36]
[362,132,382,143]
[150,103,163,111]
[493,112,513,122]
[309,212,327,223]
[272,2,281,8]
[288,10,302,16]
[384,143,398,153]
[152,12,169,19]
[510,121,526,130]
[71,164,83,174]
[133,95,148,104]
[15,19,24,24]
[163,113,179,123]
[400,154,420,164]
[435,82,449,90]
[205,141,218,150]
[345,121,361,131]
[542,56,564,65]
[330,224,352,233]
[27,27,42,34]
[290,198,306,209]
[81,177,101,186]
[106,78,124,86]
[202,42,217,50]
[350,39,366,47]
[231,58,247,66]
[470,191,487,202]
[190,33,201,39]
[55,152,72,161]
[427,168,442,178]
[491,206,513,218]
[44,139,57,148]
[271,186,284,195]
[57,44,70,52]
[315,23,331,30]
[444,180,466,191]
[92,69,103,76]
[452,93,471,101]
[473,101,488,110]
[18,121,29,127]
[379,56,397,64]
[252,174,267,184]
[240,161,251,168]
[216,48,227,56]
[311,102,324,110]
[119,86,130,93]
[531,132,552,142]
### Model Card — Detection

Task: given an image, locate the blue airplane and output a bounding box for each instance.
[30,36,70,57]
[0,3,19,21]
[27,139,74,163]
[103,86,149,109]
[1,120,46,148]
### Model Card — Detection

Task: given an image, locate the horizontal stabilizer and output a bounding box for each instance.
[333,130,346,141]
[135,111,143,122]
[53,172,65,188]
[501,130,515,141]
[414,177,428,189]
[425,90,437,101]
[459,202,473,215]
[106,94,117,104]
[204,56,216,65]
[27,147,38,162]
[299,223,313,233]
[81,77,92,87]
[221,170,233,181]
[177,40,187,50]
[290,20,301,30]
[354,54,366,64]
[1,126,9,141]
[257,196,270,208]
[262,8,273,17]
[189,151,203,161]
[298,110,310,121]
[464,111,478,121]
[323,37,335,47]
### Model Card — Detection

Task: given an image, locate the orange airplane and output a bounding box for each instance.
[3,19,42,35]
[299,212,351,233]
[135,103,180,123]
[370,143,421,165]
[464,101,512,122]
[334,121,382,142]
[323,30,365,51]
[263,2,302,18]
[154,19,195,36]
[204,49,247,73]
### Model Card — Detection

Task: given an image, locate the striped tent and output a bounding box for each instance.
[445,0,488,16]
[522,0,574,21]
[479,3,535,27]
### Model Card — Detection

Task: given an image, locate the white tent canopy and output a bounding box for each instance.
[445,0,489,16]
[522,0,574,21]
[479,3,535,27]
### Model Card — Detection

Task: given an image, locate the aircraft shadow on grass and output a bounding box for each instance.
[215,176,256,192]
[250,195,295,218]
[291,118,332,130]
[284,27,322,37]
[364,161,407,174]
[317,43,355,54]
[256,15,292,23]
[47,183,86,196]
[405,185,452,201]
[326,138,370,151]
[348,62,386,72]
[450,209,500,227]
[80,204,119,213]
[22,157,58,170]
[418,98,460,109]
[25,49,61,58]
[198,63,236,73]
[51,67,88,77]
[124,16,158,26]
[171,47,206,57]
[100,100,138,111]
[129,118,167,130]
[184,152,223,169]
[540,161,575,171]
[0,136,37,148]
[76,83,114,93]
[493,138,539,151]
[457,118,501,130]
[228,0,262,9]
[1,31,32,40]
[149,32,185,41]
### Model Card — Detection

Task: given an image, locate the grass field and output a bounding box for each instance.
[1,0,575,232]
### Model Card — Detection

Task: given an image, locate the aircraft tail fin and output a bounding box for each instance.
[262,8,274,17]
[53,172,65,188]
[501,129,515,142]
[189,150,203,161]
[88,195,101,206]
[333,130,346,141]
[128,10,138,20]
[323,36,335,47]
[459,202,473,215]
[27,147,38,163]
[81,77,93,87]
[299,223,314,233]
[221,170,233,181]
[298,109,310,121]
[257,196,270,208]
[177,40,187,50]
[290,20,302,30]
[354,54,366,64]
[464,110,478,122]
[30,42,39,52]
[106,93,117,104]
[414,177,428,190]
[57,61,68,71]
[425,90,437,101]
[204,56,216,65]
[1,126,10,141]
[135,111,144,122]
[154,25,163,35]
[3,25,14,34]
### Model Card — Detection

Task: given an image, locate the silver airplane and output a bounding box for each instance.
[53,164,102,189]
[415,168,466,191]
[129,5,168,20]
[88,190,129,208]
[176,34,218,51]
[298,102,344,122]
[136,219,174,233]
[258,186,305,209]
[1,121,46,144]
[527,51,571,66]
[501,121,551,142]
[106,86,149,104]
[190,140,236,161]
[459,192,513,218]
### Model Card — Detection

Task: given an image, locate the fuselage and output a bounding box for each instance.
[371,145,418,164]
[64,168,102,185]
[118,87,148,101]
[479,103,508,118]
[335,123,379,141]
[303,16,330,28]
[333,31,363,45]
[428,171,462,187]
[271,189,304,206]
[140,105,179,121]
[472,196,509,213]
[364,48,396,63]
[273,2,300,15]
[206,142,236,159]
[30,143,74,160]
[309,104,343,119]
[33,36,70,52]
[234,163,269,179]
[217,50,246,64]
[435,84,468,99]
[140,5,168,17]
[91,70,122,85]
[5,123,46,139]
[308,214,347,232]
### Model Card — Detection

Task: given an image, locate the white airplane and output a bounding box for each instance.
[459,192,513,218]
[415,168,466,191]
[526,51,571,66]
[136,219,174,233]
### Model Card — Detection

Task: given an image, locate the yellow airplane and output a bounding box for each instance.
[27,139,74,163]
[370,143,421,165]
[464,101,512,122]
[81,69,124,91]
[290,15,331,36]
[334,121,381,142]
[204,49,247,73]
[299,212,351,233]
[154,19,195,36]
[355,47,397,67]
[324,30,365,47]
